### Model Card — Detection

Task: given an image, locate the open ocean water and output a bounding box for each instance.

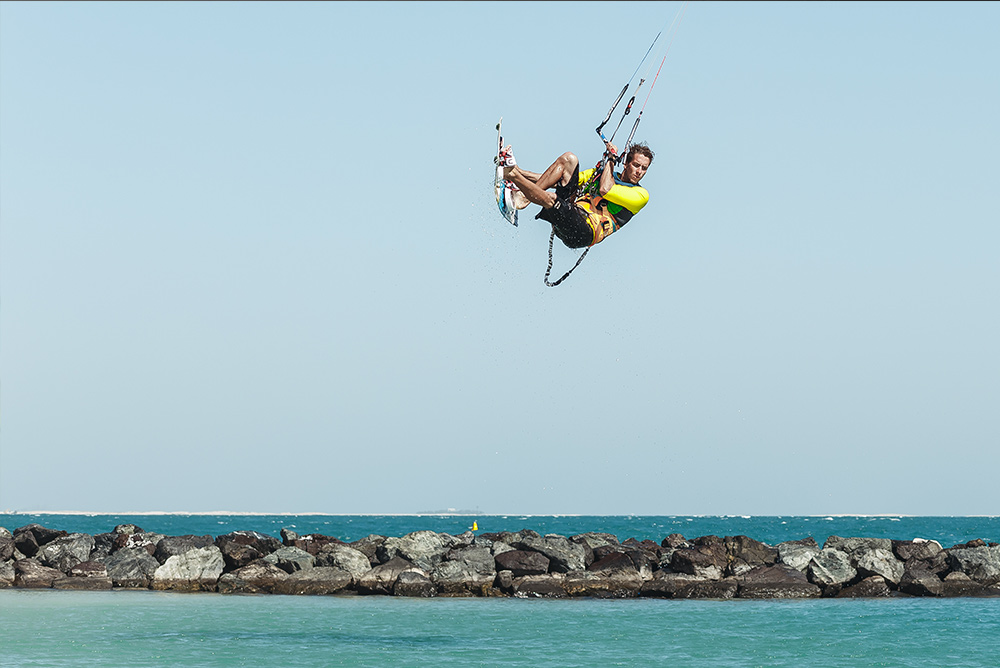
[2,514,998,667]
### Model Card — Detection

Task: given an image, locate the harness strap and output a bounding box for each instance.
[544,227,590,287]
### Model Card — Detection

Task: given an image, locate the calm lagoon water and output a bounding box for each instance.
[2,590,999,667]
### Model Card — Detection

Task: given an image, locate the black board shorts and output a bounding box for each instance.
[535,164,593,249]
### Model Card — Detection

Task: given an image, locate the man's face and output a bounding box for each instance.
[621,153,651,184]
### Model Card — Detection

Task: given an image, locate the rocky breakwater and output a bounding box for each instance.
[2,523,999,599]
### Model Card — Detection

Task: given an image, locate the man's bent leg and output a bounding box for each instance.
[504,152,579,210]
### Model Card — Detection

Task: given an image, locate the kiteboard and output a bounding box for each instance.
[494,118,518,226]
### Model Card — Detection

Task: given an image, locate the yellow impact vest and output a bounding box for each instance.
[575,168,650,245]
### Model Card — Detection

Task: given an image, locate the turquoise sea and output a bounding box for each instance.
[2,514,998,667]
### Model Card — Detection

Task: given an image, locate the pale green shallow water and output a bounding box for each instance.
[2,589,998,667]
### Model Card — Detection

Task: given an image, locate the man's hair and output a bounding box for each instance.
[626,142,654,164]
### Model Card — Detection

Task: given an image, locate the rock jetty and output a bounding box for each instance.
[2,523,998,599]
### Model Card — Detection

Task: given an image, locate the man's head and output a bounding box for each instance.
[621,143,653,184]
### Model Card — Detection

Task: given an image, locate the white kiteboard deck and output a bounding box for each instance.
[495,118,518,226]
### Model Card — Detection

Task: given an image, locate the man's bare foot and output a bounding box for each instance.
[502,164,519,181]
[512,189,530,210]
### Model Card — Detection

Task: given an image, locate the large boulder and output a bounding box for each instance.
[564,568,643,599]
[102,547,160,588]
[855,548,904,585]
[349,535,386,565]
[808,549,857,587]
[14,525,68,557]
[315,544,372,583]
[512,535,586,573]
[837,575,891,598]
[272,567,352,596]
[494,550,550,577]
[673,579,739,600]
[511,573,567,598]
[725,536,778,577]
[776,538,821,572]
[893,539,943,563]
[152,546,225,591]
[736,565,821,599]
[113,532,161,555]
[0,560,15,588]
[263,546,315,574]
[899,564,944,597]
[671,537,727,580]
[90,534,116,562]
[394,570,436,597]
[0,536,15,562]
[154,536,215,564]
[357,556,423,595]
[52,561,113,591]
[217,560,288,594]
[215,531,282,571]
[639,572,705,598]
[13,559,62,588]
[285,534,345,556]
[571,532,620,550]
[947,546,1000,584]
[38,533,95,573]
[430,560,495,596]
[378,531,452,571]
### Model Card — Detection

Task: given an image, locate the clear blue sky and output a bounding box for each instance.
[2,1,997,515]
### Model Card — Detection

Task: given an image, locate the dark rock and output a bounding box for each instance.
[38,534,96,573]
[13,528,40,557]
[511,573,566,598]
[14,559,62,588]
[671,540,727,580]
[725,535,778,577]
[349,535,386,565]
[287,534,346,556]
[899,566,943,597]
[589,552,637,574]
[16,524,68,549]
[674,579,739,599]
[513,535,586,573]
[564,569,643,598]
[940,572,987,597]
[946,546,1000,584]
[808,549,856,586]
[152,546,225,591]
[271,567,352,595]
[102,547,160,588]
[90,533,116,561]
[893,539,943,563]
[53,562,113,591]
[661,534,688,549]
[263,546,315,574]
[378,531,452,571]
[824,536,892,555]
[315,544,372,583]
[855,548,904,585]
[430,559,495,596]
[394,570,436,597]
[837,575,890,598]
[639,572,705,598]
[951,539,987,549]
[0,560,14,588]
[735,564,821,599]
[112,532,158,555]
[218,560,288,594]
[154,535,215,564]
[494,550,550,577]
[357,556,421,595]
[776,538,820,572]
[0,536,14,562]
[280,528,299,545]
[215,531,281,571]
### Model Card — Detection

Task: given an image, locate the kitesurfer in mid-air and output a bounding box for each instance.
[499,141,652,249]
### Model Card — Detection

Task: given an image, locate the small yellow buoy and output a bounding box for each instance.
[472,521,479,531]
